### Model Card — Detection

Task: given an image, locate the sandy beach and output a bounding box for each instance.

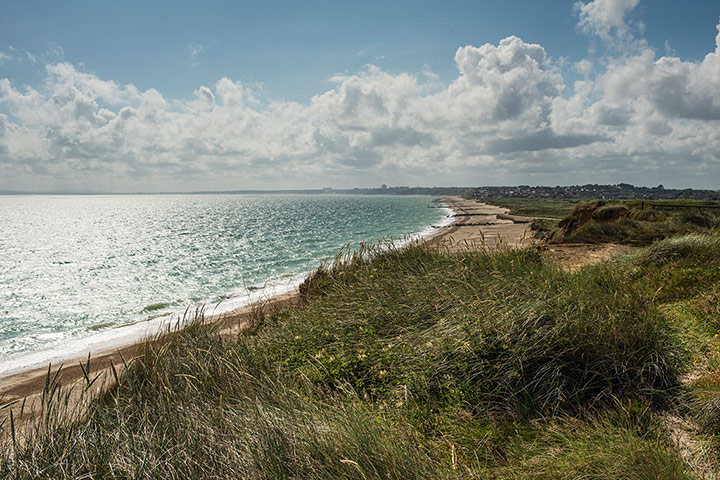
[427,196,534,249]
[0,196,533,428]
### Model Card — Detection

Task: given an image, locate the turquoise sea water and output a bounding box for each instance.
[0,194,450,376]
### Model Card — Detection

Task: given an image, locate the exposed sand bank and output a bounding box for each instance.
[427,196,534,249]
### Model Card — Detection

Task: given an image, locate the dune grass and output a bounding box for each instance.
[272,243,683,416]
[4,234,720,478]
[492,399,693,480]
[558,200,720,245]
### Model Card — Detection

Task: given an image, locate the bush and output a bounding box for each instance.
[679,210,716,228]
[252,243,684,416]
[639,234,720,266]
[553,200,720,245]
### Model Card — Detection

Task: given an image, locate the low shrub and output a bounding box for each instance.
[593,203,629,222]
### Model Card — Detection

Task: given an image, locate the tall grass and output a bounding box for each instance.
[263,243,683,416]
[2,323,453,479]
[623,234,720,464]
[493,401,694,479]
[620,234,720,302]
[559,200,720,245]
[1,239,704,478]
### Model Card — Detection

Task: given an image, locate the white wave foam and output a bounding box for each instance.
[0,274,307,379]
[0,198,455,379]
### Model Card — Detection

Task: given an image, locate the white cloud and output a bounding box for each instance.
[1,17,720,191]
[421,64,439,80]
[192,85,215,111]
[45,63,147,106]
[663,40,676,57]
[189,43,207,64]
[450,36,563,124]
[0,47,37,65]
[574,59,593,78]
[43,43,64,62]
[595,28,720,122]
[575,0,640,42]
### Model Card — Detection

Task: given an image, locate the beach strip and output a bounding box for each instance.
[0,196,533,426]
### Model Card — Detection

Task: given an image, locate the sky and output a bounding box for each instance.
[0,0,719,192]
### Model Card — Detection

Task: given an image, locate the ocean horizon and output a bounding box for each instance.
[0,194,451,377]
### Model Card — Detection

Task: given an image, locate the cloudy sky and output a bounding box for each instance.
[1,0,719,192]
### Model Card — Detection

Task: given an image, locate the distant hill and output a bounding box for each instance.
[1,184,717,200]
[0,189,101,195]
[473,183,720,201]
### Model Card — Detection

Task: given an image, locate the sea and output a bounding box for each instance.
[0,194,451,377]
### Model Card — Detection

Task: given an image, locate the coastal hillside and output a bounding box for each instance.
[3,212,720,477]
[3,0,720,476]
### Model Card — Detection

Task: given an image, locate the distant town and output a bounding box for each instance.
[320,183,720,201]
[1,183,719,200]
[470,183,720,201]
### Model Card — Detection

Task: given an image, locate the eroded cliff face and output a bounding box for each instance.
[549,201,631,243]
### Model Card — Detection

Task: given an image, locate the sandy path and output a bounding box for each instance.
[543,243,637,269]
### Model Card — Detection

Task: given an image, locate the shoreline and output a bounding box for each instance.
[0,196,531,416]
[425,196,534,249]
[0,273,310,380]
[0,198,454,381]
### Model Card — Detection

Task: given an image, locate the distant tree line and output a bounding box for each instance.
[472,183,720,201]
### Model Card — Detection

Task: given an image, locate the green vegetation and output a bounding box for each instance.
[474,197,720,243]
[494,404,693,480]
[474,197,578,219]
[553,199,720,245]
[3,231,720,478]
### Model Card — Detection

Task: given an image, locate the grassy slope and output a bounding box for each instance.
[559,200,720,245]
[473,197,578,219]
[5,233,720,478]
[478,197,720,244]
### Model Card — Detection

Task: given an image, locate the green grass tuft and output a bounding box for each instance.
[493,402,694,479]
[556,200,720,245]
[5,235,716,478]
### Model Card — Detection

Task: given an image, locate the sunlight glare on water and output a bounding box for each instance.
[0,194,449,374]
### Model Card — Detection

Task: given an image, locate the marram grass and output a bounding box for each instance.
[4,236,718,479]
